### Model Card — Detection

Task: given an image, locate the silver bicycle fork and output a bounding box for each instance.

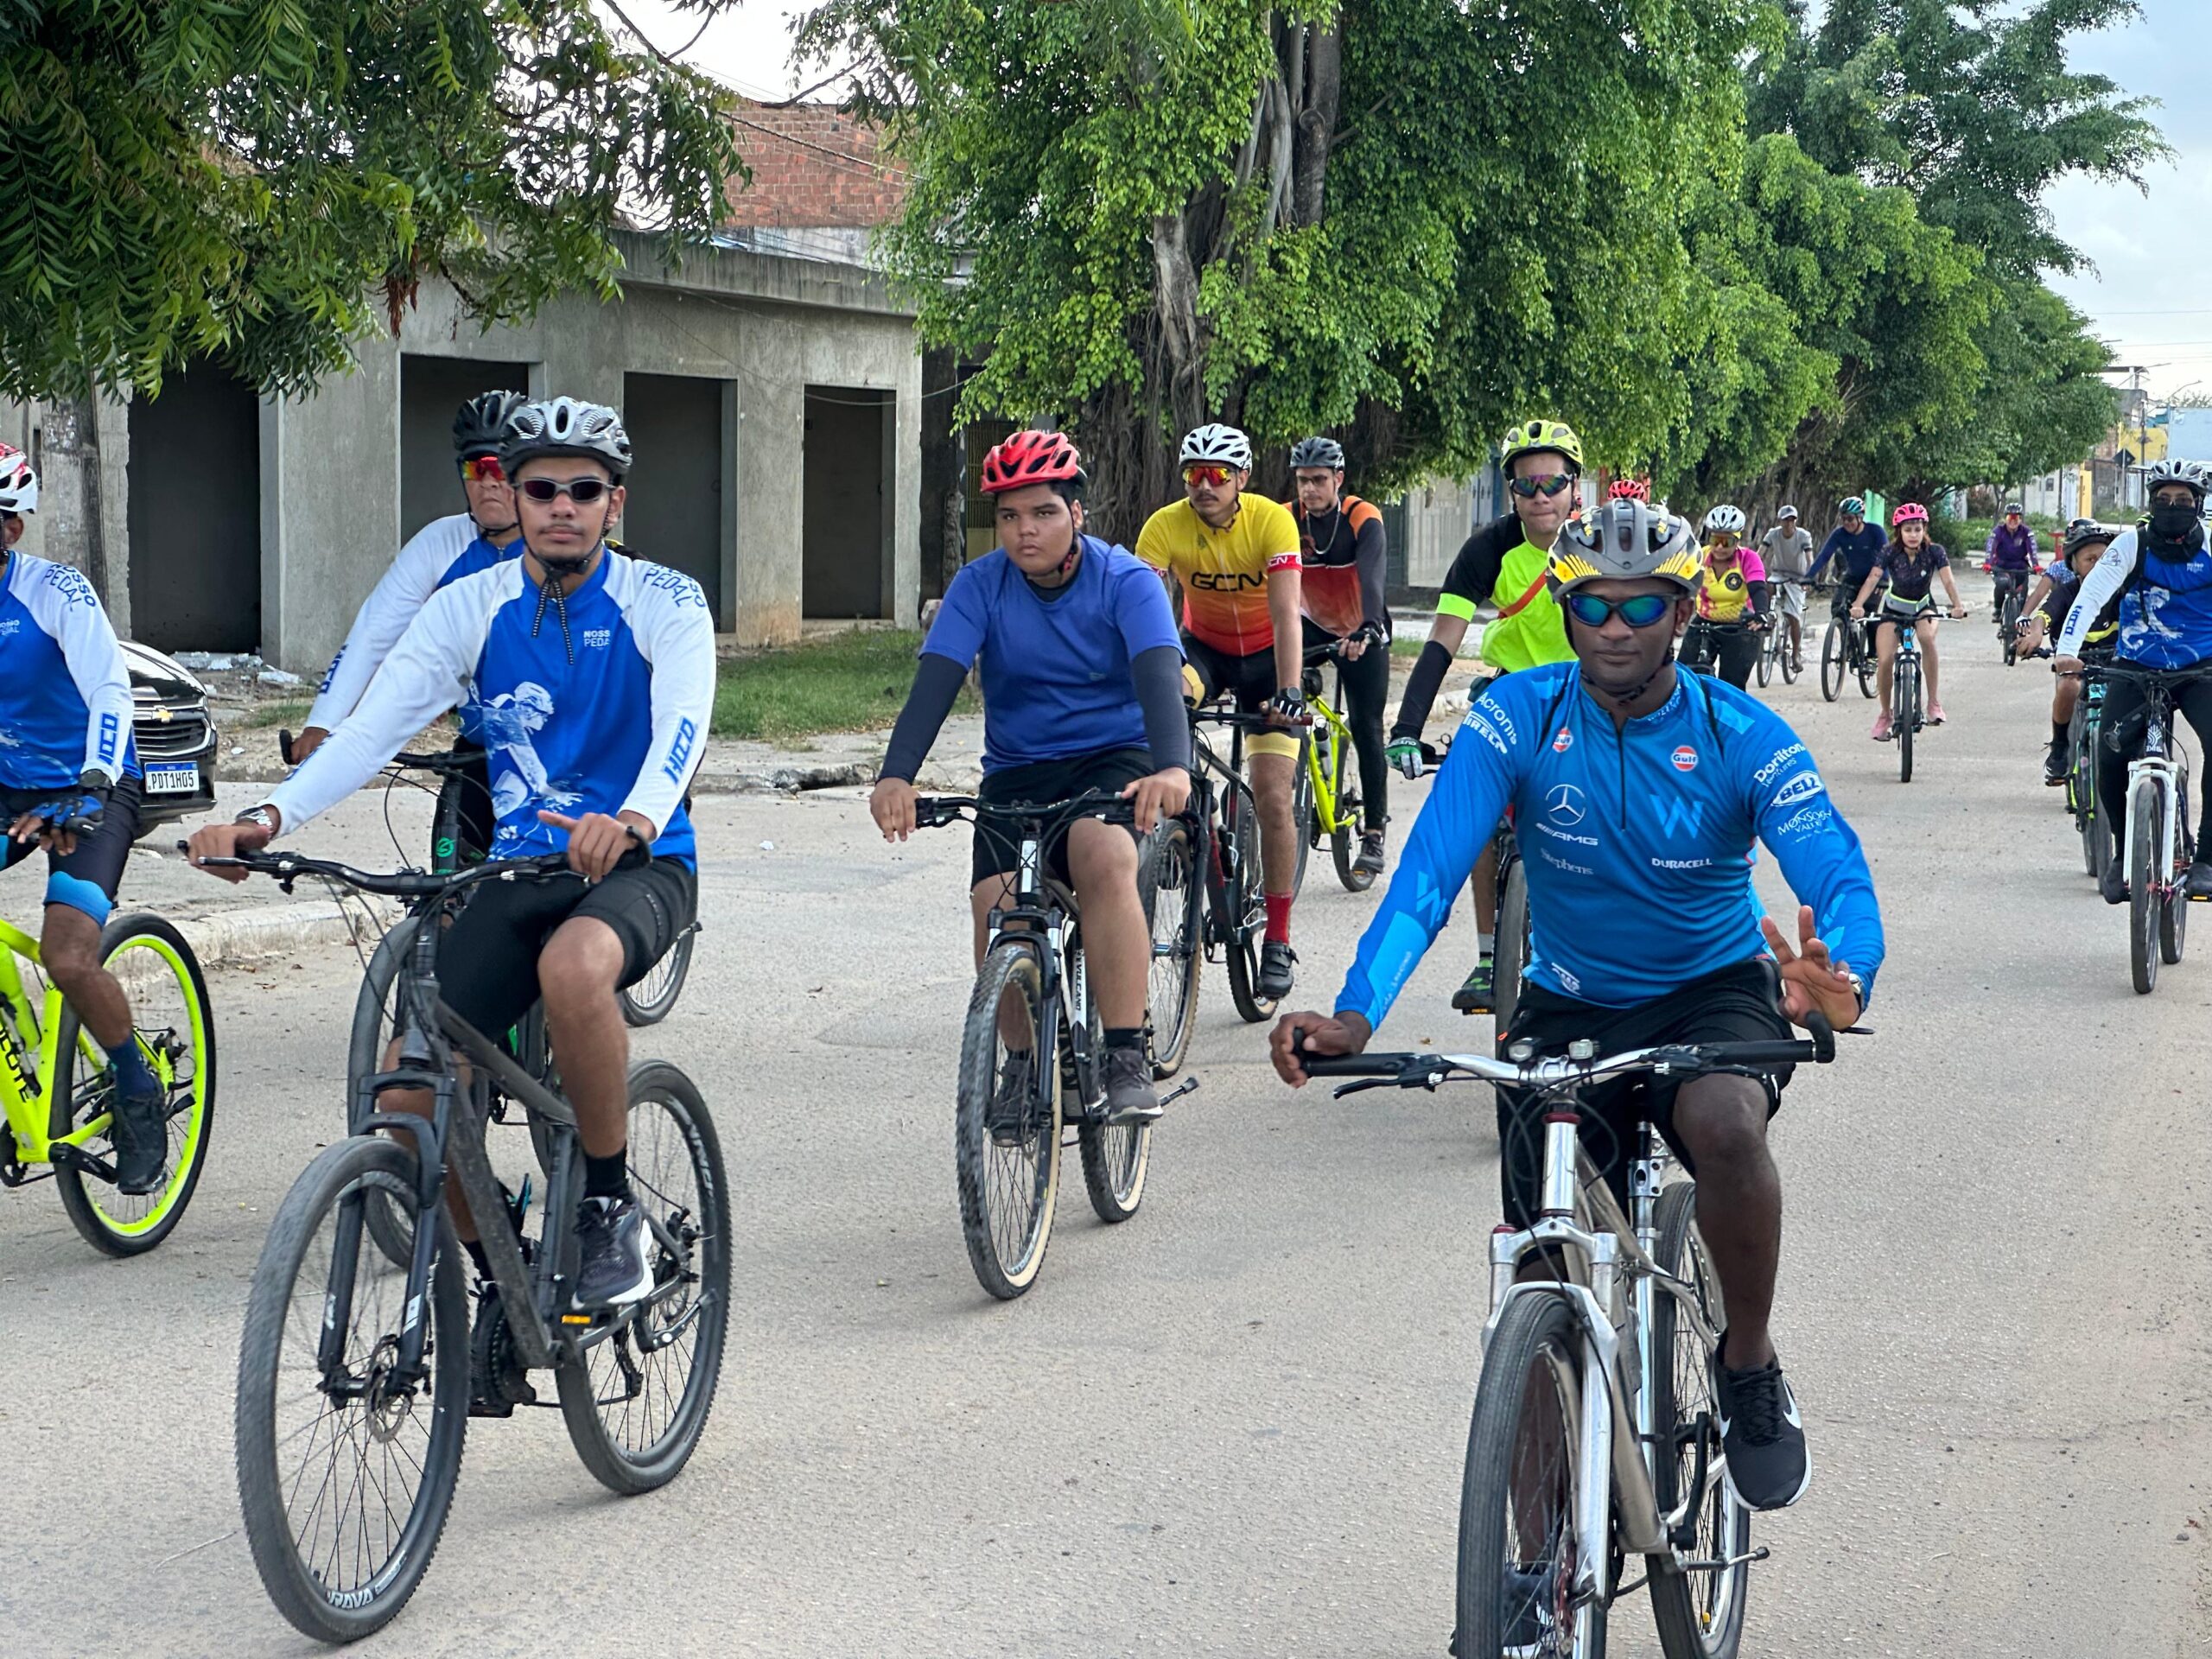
[2124,721,2184,890]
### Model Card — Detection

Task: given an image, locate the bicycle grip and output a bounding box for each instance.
[1291,1034,1405,1077]
[278,729,296,767]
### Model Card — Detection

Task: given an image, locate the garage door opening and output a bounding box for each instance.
[622,372,730,627]
[400,355,531,543]
[127,360,263,652]
[803,386,892,621]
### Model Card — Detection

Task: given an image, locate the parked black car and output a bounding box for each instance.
[123,640,219,834]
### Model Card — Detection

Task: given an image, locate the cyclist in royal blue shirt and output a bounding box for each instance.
[190,398,715,1313]
[0,443,169,1194]
[1808,496,1887,622]
[1271,499,1882,1522]
[870,431,1192,1126]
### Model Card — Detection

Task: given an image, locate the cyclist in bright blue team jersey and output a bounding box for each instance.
[190,397,715,1310]
[0,444,169,1195]
[1271,499,1882,1519]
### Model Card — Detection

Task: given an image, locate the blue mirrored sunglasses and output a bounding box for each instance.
[1564,591,1675,629]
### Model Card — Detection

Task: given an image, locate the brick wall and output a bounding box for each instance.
[724,101,908,229]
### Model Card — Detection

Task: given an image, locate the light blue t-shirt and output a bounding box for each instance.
[924,537,1180,773]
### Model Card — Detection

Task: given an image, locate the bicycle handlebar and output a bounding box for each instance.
[1,787,105,838]
[1187,705,1314,730]
[912,790,1141,833]
[176,844,587,899]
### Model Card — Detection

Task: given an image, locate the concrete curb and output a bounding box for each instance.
[169,895,400,969]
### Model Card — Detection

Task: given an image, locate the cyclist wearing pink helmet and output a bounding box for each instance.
[1851,503,1967,738]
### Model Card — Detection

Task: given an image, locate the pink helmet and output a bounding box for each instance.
[1891,501,1929,527]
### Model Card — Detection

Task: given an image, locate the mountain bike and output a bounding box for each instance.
[1300,637,1381,892]
[1819,591,1877,704]
[1992,568,2031,666]
[1874,606,1941,784]
[914,793,1198,1299]
[2085,664,2209,995]
[2060,658,2113,880]
[1753,606,1800,689]
[289,736,698,1031]
[1301,1012,1837,1659]
[1190,703,1307,1023]
[212,845,728,1641]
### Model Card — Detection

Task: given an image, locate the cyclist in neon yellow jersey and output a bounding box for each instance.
[1385,417,1582,1013]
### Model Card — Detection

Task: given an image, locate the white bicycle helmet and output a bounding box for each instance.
[0,442,35,514]
[505,397,632,480]
[1180,423,1254,470]
[1701,504,1746,537]
[2144,457,2209,499]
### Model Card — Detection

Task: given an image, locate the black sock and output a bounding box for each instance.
[463,1236,491,1279]
[1104,1027,1144,1052]
[584,1150,631,1203]
[2052,721,2068,747]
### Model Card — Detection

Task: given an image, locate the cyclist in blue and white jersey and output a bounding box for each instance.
[1271,499,1882,1522]
[293,392,530,850]
[0,443,168,1194]
[190,398,715,1309]
[2053,458,2212,903]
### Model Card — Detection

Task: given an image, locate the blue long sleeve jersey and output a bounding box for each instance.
[269,550,715,863]
[0,553,138,790]
[1338,663,1884,1026]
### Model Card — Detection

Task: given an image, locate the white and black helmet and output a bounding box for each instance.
[1701,504,1747,537]
[1181,423,1254,470]
[1289,435,1345,470]
[505,397,632,480]
[0,442,36,514]
[2144,457,2209,500]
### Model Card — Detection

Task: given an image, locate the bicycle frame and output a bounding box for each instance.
[0,916,109,1169]
[2124,700,2188,896]
[1300,656,1356,837]
[983,822,1100,1116]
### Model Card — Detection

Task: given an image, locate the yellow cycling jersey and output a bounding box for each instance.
[1136,494,1301,657]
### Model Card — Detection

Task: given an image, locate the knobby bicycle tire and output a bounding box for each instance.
[1646,1185,1751,1659]
[1220,789,1278,1025]
[557,1060,732,1493]
[619,926,697,1027]
[1073,935,1151,1225]
[1819,624,1845,702]
[1288,732,1315,900]
[1778,624,1800,685]
[1493,853,1532,1037]
[1327,721,1376,893]
[2162,765,2191,968]
[955,939,1063,1297]
[1853,629,1875,699]
[1140,820,1200,1077]
[235,1136,468,1642]
[2131,776,2161,995]
[1897,661,1916,784]
[51,912,218,1256]
[1755,628,1774,688]
[1457,1291,1607,1659]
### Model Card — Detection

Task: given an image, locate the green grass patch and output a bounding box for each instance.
[241,699,313,729]
[713,629,974,744]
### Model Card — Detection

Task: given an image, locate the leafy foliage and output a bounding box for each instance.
[0,0,747,400]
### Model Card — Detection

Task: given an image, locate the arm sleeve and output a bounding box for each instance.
[2056,534,2133,656]
[1337,682,1522,1028]
[1392,640,1456,739]
[34,567,136,779]
[618,575,718,836]
[1131,645,1192,772]
[268,588,485,834]
[305,516,471,730]
[1749,581,1773,616]
[879,654,968,783]
[1751,756,1886,1006]
[1355,512,1389,629]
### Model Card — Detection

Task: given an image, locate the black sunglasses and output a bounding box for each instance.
[518,476,610,504]
[1508,472,1575,499]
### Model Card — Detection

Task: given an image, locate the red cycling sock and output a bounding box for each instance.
[1265,891,1293,944]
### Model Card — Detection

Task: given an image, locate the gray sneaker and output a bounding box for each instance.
[1354,830,1386,875]
[573,1195,654,1308]
[1102,1044,1162,1125]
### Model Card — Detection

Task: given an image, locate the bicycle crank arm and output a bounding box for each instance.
[48,1141,120,1185]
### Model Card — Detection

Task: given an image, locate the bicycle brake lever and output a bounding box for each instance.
[1329,1077,1399,1098]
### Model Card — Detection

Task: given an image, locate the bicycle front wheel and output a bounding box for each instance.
[1328,728,1376,893]
[1288,733,1315,899]
[1819,624,1844,702]
[558,1060,732,1493]
[2130,775,2161,994]
[1853,631,1875,699]
[1896,662,1916,784]
[345,914,425,1268]
[1457,1291,1606,1659]
[51,913,217,1256]
[1140,821,1200,1077]
[955,939,1063,1297]
[619,925,697,1027]
[1220,791,1279,1025]
[1494,852,1532,1035]
[1646,1185,1750,1659]
[1755,629,1774,688]
[235,1137,468,1642]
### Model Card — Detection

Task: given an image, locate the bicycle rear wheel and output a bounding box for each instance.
[1457,1291,1606,1659]
[2130,776,2161,995]
[1646,1185,1750,1659]
[955,938,1063,1297]
[235,1137,467,1642]
[1853,631,1875,699]
[1819,624,1844,702]
[557,1061,732,1493]
[1220,790,1279,1024]
[1494,851,1532,1035]
[619,925,698,1027]
[50,914,217,1256]
[1140,821,1200,1077]
[2162,766,2190,966]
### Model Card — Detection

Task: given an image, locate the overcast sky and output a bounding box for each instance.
[620,0,2200,397]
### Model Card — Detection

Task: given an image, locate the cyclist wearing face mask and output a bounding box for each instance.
[2053,460,2212,901]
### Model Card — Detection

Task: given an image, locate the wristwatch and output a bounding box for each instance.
[235,805,279,834]
[1844,971,1866,1017]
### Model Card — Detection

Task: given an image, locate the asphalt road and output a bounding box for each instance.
[4,578,2209,1657]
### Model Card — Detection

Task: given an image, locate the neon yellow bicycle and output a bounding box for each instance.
[0,905,217,1254]
[1299,637,1380,893]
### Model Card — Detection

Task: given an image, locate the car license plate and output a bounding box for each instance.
[143,764,200,796]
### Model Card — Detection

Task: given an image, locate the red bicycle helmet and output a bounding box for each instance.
[981,429,1085,495]
[1891,501,1929,526]
[1607,477,1650,502]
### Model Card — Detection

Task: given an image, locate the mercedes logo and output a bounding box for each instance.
[1546,784,1586,826]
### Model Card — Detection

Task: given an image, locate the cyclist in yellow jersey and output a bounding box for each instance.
[1385,417,1583,1013]
[1137,423,1306,999]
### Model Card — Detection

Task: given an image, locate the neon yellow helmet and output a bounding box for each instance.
[1501,417,1584,474]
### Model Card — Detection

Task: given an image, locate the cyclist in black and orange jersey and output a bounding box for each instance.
[1138,423,1306,1000]
[1288,435,1390,877]
[1385,416,1583,1014]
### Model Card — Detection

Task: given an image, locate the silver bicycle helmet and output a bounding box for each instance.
[2144,457,2209,499]
[1547,501,1703,596]
[505,397,633,480]
[453,391,531,461]
[1289,435,1345,470]
[1701,504,1746,537]
[1180,423,1255,470]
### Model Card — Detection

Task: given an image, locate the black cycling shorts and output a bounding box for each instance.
[971,747,1151,887]
[436,855,696,1039]
[1495,959,1791,1229]
[1182,632,1278,715]
[1,777,142,925]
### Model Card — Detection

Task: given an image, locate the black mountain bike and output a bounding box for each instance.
[1818,608,1875,702]
[2060,656,2114,880]
[1185,703,1307,1023]
[916,793,1198,1299]
[1993,568,2030,665]
[211,846,729,1642]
